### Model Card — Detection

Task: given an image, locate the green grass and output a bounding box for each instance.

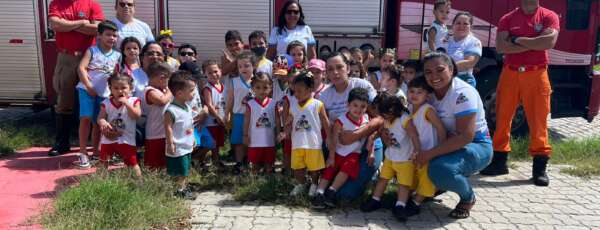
[0,122,53,156]
[509,137,600,178]
[41,169,189,230]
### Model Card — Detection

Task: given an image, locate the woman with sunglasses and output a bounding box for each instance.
[131,41,167,99]
[267,0,317,60]
[110,0,154,49]
[157,34,180,70]
[177,43,198,64]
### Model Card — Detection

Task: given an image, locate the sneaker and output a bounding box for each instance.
[311,194,327,210]
[405,199,421,217]
[360,198,382,212]
[392,205,408,222]
[174,189,197,200]
[323,189,337,208]
[111,155,124,166]
[77,154,91,168]
[290,184,306,196]
[233,162,242,175]
[308,184,318,197]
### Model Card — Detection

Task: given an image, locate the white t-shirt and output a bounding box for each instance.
[430,78,490,142]
[257,58,273,76]
[232,76,253,114]
[447,34,482,75]
[320,78,377,121]
[111,17,155,49]
[268,25,316,56]
[165,102,195,157]
[76,46,121,98]
[335,113,369,156]
[247,98,277,147]
[411,103,438,151]
[204,83,226,127]
[289,97,324,150]
[100,97,140,146]
[383,114,414,162]
[187,87,202,120]
[142,86,168,140]
[427,20,449,51]
[131,68,149,99]
[313,83,329,100]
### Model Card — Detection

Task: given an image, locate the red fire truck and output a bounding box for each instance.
[1,0,599,134]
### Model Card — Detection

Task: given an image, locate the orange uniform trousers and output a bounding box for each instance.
[492,66,552,156]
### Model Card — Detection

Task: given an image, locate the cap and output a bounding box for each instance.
[307,59,325,71]
[178,61,203,78]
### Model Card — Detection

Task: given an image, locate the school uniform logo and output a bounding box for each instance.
[256,113,272,128]
[111,113,125,131]
[456,93,469,105]
[384,129,401,148]
[295,115,311,131]
[242,92,254,105]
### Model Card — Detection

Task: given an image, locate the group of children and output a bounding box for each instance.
[74,1,454,221]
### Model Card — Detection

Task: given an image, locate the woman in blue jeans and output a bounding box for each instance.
[414,52,492,219]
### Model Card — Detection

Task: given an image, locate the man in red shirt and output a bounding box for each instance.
[47,0,104,156]
[481,0,559,187]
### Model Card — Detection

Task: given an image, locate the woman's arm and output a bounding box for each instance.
[339,116,384,145]
[319,105,335,155]
[426,108,447,143]
[455,55,480,72]
[415,113,477,165]
[307,45,317,60]
[328,120,343,167]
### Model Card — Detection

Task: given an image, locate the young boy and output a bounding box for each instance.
[76,20,121,168]
[244,73,279,174]
[202,60,226,169]
[273,54,293,174]
[249,30,273,76]
[285,73,334,196]
[97,74,143,177]
[165,71,198,200]
[401,60,419,95]
[427,1,451,52]
[221,30,245,77]
[313,88,372,209]
[143,62,173,169]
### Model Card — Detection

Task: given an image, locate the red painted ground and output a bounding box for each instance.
[0,148,95,230]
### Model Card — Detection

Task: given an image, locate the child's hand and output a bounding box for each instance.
[326,156,335,167]
[85,86,98,97]
[166,142,175,155]
[414,151,431,167]
[367,153,376,167]
[277,132,287,142]
[116,95,128,105]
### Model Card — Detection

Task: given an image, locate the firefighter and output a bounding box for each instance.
[47,0,105,156]
[481,0,560,187]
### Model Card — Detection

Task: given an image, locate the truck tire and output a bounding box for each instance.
[477,67,529,137]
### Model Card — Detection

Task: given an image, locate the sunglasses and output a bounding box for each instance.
[145,51,164,57]
[286,10,300,15]
[179,51,195,57]
[118,2,134,8]
[161,42,175,49]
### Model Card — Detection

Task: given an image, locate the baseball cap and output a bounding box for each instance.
[307,59,325,71]
[178,61,203,79]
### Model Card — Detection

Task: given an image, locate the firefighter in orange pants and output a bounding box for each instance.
[481,0,559,187]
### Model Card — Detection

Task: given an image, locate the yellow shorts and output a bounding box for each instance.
[291,149,325,171]
[380,159,436,197]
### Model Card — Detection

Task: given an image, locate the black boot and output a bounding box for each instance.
[532,155,550,186]
[48,114,72,156]
[480,151,509,176]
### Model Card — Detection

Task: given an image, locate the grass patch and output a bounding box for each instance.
[41,169,189,230]
[509,137,600,177]
[0,123,53,156]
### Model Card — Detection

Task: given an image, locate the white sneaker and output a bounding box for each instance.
[290,184,306,196]
[77,154,91,168]
[308,184,318,197]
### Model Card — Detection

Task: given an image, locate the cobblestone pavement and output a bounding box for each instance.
[191,162,600,230]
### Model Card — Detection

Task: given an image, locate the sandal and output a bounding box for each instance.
[448,197,476,219]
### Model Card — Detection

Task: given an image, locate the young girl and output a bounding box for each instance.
[157,33,180,70]
[272,54,293,173]
[401,60,420,95]
[119,36,141,77]
[244,73,279,174]
[285,72,333,196]
[369,48,396,90]
[202,60,226,169]
[143,62,172,169]
[307,58,328,99]
[226,51,256,174]
[97,74,143,177]
[381,65,408,107]
[287,40,307,66]
[360,92,429,222]
[427,1,451,52]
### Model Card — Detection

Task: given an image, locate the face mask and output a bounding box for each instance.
[251,46,267,57]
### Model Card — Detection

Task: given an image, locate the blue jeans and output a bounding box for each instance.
[428,140,492,202]
[337,146,384,200]
[458,73,476,88]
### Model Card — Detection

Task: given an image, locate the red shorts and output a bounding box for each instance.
[283,138,292,157]
[321,153,360,181]
[207,126,225,147]
[144,138,166,169]
[248,147,276,165]
[100,144,138,166]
